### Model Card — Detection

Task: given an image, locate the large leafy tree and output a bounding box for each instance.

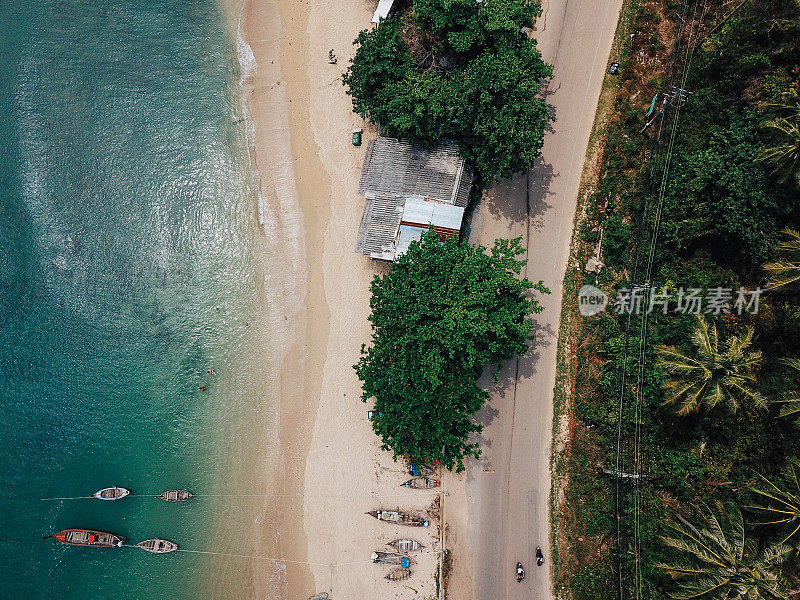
[355,231,549,471]
[453,44,552,181]
[656,315,765,415]
[658,502,792,600]
[748,457,800,545]
[414,0,542,54]
[343,0,553,182]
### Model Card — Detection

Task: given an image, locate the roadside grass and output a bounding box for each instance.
[549,0,678,598]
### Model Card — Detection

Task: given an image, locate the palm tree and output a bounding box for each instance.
[764,229,800,290]
[658,501,792,600]
[772,357,800,424]
[759,90,800,184]
[748,457,800,545]
[656,315,765,415]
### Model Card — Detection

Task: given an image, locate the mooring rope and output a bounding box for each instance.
[39,490,441,501]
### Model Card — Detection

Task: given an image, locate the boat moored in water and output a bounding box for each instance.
[92,486,130,500]
[159,490,193,502]
[44,528,125,547]
[367,509,429,527]
[136,538,178,553]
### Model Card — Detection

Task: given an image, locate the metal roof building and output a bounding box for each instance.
[372,0,395,23]
[355,137,473,261]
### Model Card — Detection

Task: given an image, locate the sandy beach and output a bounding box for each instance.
[241,0,462,598]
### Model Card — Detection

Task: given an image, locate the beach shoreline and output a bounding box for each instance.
[239,1,462,598]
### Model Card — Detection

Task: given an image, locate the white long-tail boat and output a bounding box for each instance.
[92,486,130,500]
[136,538,178,553]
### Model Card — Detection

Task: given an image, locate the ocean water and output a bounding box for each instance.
[0,1,280,598]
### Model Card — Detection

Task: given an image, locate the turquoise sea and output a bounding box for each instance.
[0,1,280,597]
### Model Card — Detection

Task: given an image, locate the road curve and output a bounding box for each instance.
[464,0,624,599]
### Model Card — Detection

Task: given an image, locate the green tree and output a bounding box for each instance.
[453,45,553,181]
[342,1,553,183]
[660,112,787,264]
[354,230,549,471]
[748,457,800,545]
[342,19,414,126]
[764,229,800,290]
[658,502,792,600]
[656,315,765,415]
[413,0,542,54]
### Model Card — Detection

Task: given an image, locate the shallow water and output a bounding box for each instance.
[0,1,280,597]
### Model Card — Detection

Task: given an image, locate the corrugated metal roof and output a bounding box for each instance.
[394,225,426,257]
[355,136,474,260]
[401,196,465,231]
[358,137,473,206]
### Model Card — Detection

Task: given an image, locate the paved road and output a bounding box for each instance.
[465,0,624,598]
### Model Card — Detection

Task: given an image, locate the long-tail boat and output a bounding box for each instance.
[136,538,178,553]
[372,551,413,566]
[366,509,429,527]
[92,486,130,501]
[44,528,125,547]
[408,464,434,477]
[387,538,422,553]
[386,567,412,581]
[158,490,193,502]
[401,477,440,489]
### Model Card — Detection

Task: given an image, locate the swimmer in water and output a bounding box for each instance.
[199,386,207,391]
[207,369,215,375]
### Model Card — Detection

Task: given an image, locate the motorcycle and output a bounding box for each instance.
[516,562,525,582]
[536,546,544,566]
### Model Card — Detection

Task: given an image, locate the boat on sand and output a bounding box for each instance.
[367,510,428,527]
[372,551,412,566]
[158,490,193,502]
[386,568,412,581]
[387,538,422,552]
[401,477,440,489]
[44,528,125,547]
[92,486,130,500]
[136,539,178,553]
[307,594,329,600]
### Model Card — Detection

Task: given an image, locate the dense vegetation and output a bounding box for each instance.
[343,0,553,182]
[355,231,549,472]
[558,0,800,599]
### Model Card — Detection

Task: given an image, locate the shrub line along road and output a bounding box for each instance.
[465,0,624,599]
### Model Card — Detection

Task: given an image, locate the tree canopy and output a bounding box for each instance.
[354,231,549,471]
[342,0,553,183]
